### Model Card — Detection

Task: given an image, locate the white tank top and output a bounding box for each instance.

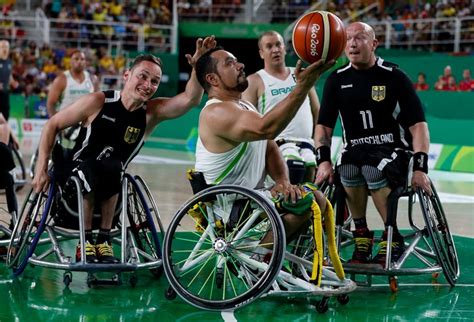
[195,98,267,189]
[59,70,95,110]
[257,67,314,143]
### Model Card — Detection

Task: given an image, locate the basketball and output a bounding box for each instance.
[292,11,346,64]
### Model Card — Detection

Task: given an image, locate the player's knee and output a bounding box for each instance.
[286,159,306,184]
[361,165,389,190]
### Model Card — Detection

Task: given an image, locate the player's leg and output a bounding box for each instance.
[361,165,405,265]
[338,163,374,263]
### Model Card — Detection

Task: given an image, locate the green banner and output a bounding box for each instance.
[179,22,287,39]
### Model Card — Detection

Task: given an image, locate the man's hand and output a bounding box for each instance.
[271,180,303,204]
[294,59,336,90]
[315,161,334,186]
[185,36,217,68]
[412,170,432,195]
[32,169,50,194]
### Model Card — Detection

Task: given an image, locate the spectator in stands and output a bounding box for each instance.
[458,69,474,92]
[413,72,429,91]
[434,75,446,91]
[0,40,19,120]
[445,75,458,91]
[440,65,454,84]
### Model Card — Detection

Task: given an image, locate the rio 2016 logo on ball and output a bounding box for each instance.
[292,11,346,64]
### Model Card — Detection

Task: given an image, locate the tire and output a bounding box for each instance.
[125,174,164,277]
[7,183,55,276]
[163,185,286,311]
[11,147,26,191]
[418,181,459,286]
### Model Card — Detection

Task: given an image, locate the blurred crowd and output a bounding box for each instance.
[9,40,126,99]
[43,0,172,25]
[1,0,473,100]
[413,66,474,92]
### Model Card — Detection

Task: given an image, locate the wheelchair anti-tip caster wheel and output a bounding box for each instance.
[165,286,177,300]
[129,274,138,287]
[389,276,398,293]
[315,296,330,313]
[337,294,350,305]
[63,271,72,287]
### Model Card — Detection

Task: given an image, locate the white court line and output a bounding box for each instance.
[368,283,474,287]
[221,311,238,322]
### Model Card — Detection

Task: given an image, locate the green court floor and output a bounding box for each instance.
[1,235,472,321]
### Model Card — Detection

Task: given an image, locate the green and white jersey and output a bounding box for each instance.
[195,98,267,189]
[257,67,314,144]
[59,70,95,110]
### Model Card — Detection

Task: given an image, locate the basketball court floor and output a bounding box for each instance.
[0,143,473,321]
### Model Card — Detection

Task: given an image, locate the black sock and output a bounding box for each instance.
[354,218,368,231]
[96,228,111,245]
[85,230,94,244]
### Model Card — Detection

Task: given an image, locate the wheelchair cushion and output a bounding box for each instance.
[187,169,212,194]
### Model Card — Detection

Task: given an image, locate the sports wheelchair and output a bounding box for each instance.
[330,169,460,292]
[0,143,20,256]
[162,171,356,312]
[6,151,165,287]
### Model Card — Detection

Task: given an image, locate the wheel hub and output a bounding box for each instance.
[213,238,228,253]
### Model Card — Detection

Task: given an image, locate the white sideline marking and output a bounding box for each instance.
[399,192,474,204]
[221,311,238,322]
[370,283,474,288]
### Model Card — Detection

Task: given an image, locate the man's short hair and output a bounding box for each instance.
[130,54,163,70]
[257,30,282,49]
[70,49,85,57]
[195,46,224,92]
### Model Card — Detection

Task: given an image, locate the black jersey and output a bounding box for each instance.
[318,58,425,150]
[72,90,146,169]
[0,58,12,92]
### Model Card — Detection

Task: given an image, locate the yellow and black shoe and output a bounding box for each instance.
[96,242,119,264]
[76,241,98,263]
[350,229,374,264]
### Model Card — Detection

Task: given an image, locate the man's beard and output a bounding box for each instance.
[223,78,248,93]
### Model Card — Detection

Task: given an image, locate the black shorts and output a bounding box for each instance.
[0,142,14,189]
[72,157,123,201]
[337,144,411,189]
[0,91,10,120]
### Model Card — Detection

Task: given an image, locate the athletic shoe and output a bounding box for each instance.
[76,241,98,263]
[96,242,119,264]
[372,233,406,266]
[349,229,374,264]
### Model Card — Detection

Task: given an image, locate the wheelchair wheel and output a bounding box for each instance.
[7,184,54,275]
[163,185,286,311]
[418,182,459,286]
[11,147,26,191]
[125,175,165,277]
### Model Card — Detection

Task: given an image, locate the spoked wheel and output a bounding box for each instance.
[125,174,165,278]
[7,184,55,276]
[418,181,459,286]
[163,185,286,311]
[11,147,27,191]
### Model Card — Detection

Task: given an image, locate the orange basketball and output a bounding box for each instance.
[292,11,346,64]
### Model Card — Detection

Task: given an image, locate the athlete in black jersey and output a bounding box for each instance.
[315,22,431,265]
[33,36,216,263]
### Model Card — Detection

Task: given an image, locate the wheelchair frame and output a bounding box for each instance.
[6,172,165,287]
[332,179,460,291]
[163,184,356,312]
